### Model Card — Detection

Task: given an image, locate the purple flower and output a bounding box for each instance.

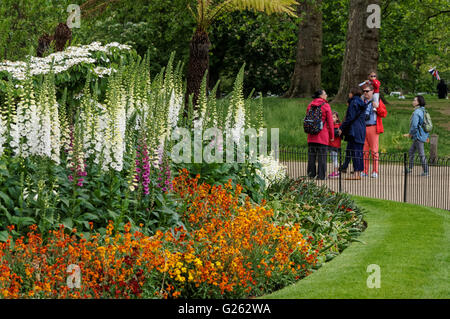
[135,140,151,196]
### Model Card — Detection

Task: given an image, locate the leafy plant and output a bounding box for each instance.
[265,177,366,266]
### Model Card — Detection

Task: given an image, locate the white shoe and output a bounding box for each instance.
[371,172,378,178]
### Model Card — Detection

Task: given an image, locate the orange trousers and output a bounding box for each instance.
[363,125,380,174]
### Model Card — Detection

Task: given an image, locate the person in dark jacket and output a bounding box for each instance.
[437,79,448,99]
[338,87,367,180]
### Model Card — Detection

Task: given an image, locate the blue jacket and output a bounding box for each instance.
[409,106,429,143]
[340,96,367,144]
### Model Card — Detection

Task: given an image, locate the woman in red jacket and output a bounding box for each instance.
[306,89,334,180]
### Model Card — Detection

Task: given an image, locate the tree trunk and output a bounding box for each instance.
[185,29,211,111]
[332,0,380,104]
[284,0,323,98]
[37,34,53,57]
[53,23,72,52]
[36,23,72,57]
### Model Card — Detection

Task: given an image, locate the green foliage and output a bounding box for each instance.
[73,0,195,75]
[0,154,182,240]
[0,0,76,61]
[265,177,366,266]
[1,0,448,96]
[209,10,300,95]
[379,0,450,93]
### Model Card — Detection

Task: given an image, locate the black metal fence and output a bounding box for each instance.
[279,146,450,211]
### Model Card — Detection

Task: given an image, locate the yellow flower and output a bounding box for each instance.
[97,246,106,257]
[194,258,202,267]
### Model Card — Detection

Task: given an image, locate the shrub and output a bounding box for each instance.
[265,177,366,265]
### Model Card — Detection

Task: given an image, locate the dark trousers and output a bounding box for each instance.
[307,143,328,179]
[341,138,364,172]
[342,148,351,170]
[409,140,428,173]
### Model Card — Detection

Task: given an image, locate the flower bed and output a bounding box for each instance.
[0,42,366,299]
[0,171,319,299]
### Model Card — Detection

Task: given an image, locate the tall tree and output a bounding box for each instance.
[332,0,380,103]
[185,0,298,108]
[284,0,322,98]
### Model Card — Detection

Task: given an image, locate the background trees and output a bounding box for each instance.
[0,0,448,97]
[378,0,450,94]
[209,11,300,96]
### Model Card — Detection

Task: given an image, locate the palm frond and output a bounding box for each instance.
[227,0,298,17]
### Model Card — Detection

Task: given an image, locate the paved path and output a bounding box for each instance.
[282,160,450,211]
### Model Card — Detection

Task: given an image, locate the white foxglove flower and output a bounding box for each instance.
[256,152,287,189]
[0,117,5,156]
[167,89,182,129]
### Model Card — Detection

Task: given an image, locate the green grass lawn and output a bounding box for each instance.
[261,197,450,299]
[262,95,450,157]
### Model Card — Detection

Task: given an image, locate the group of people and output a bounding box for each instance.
[306,71,430,180]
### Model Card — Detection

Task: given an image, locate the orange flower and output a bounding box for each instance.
[0,171,317,299]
